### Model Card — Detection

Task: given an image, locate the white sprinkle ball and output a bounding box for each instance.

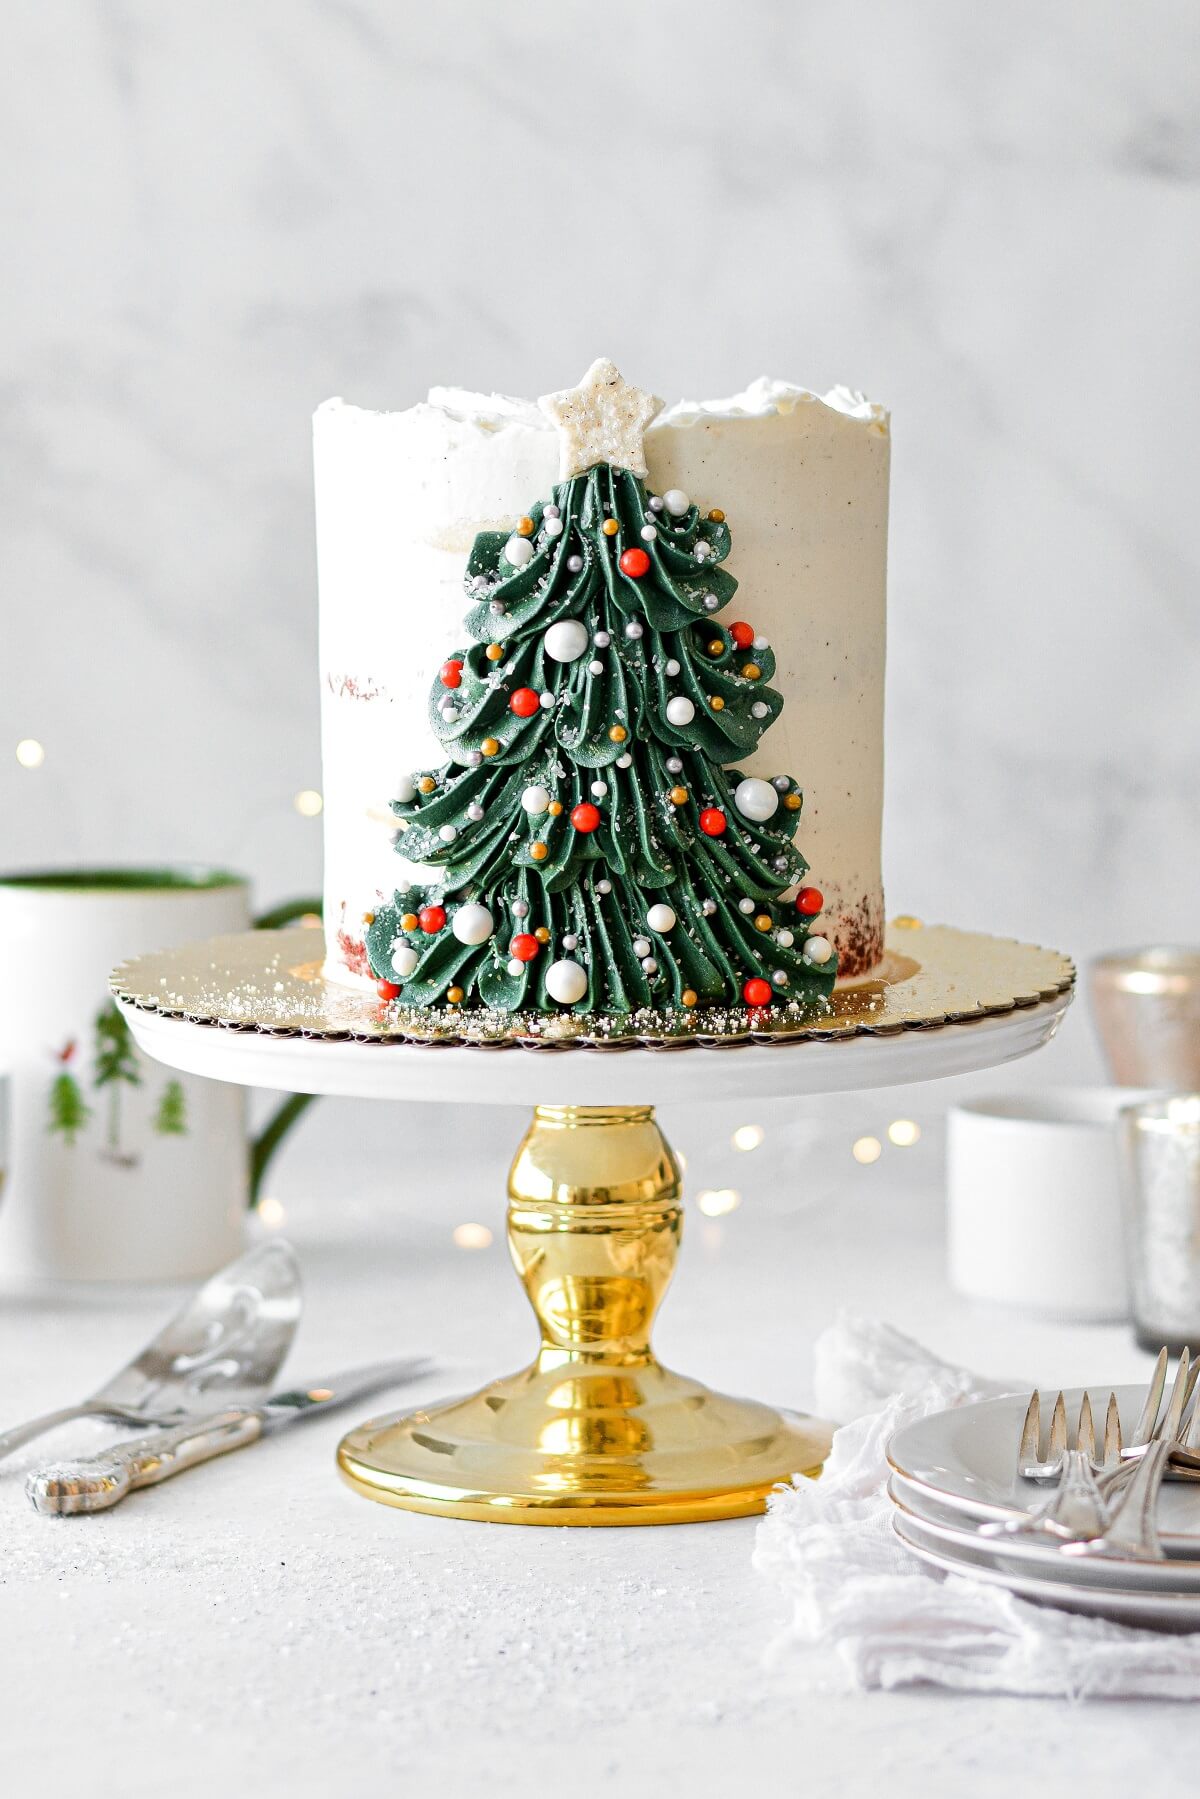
[738,898,755,915]
[390,942,419,977]
[590,781,608,798]
[394,775,416,804]
[562,933,578,951]
[588,659,604,676]
[754,634,769,651]
[616,753,632,768]
[539,691,555,710]
[751,702,769,720]
[521,785,551,815]
[594,630,611,647]
[544,618,589,662]
[640,957,657,975]
[512,899,530,918]
[596,879,612,895]
[543,517,563,538]
[625,620,644,640]
[702,898,717,916]
[546,960,588,1005]
[646,904,676,933]
[665,658,680,676]
[507,958,524,977]
[803,935,833,966]
[649,496,664,512]
[665,696,695,727]
[663,489,690,517]
[467,802,484,822]
[772,970,789,987]
[438,824,457,842]
[504,534,535,567]
[452,903,494,946]
[666,756,683,773]
[702,593,719,611]
[733,777,779,824]
[567,554,584,573]
[640,524,658,541]
[775,928,795,948]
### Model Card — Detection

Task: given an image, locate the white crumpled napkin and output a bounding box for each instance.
[753,1313,1200,1699]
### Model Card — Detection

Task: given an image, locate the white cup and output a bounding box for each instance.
[946,1089,1156,1322]
[0,867,312,1283]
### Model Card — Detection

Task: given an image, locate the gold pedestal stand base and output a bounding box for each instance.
[337,1105,831,1524]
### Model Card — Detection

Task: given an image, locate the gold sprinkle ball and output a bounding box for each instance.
[682,989,698,1008]
[707,638,724,655]
[530,841,549,861]
[669,785,688,806]
[547,799,564,816]
[707,508,725,523]
[534,926,551,944]
[517,515,535,537]
[418,775,436,794]
[447,986,464,1005]
[754,913,773,932]
[783,792,802,811]
[400,912,419,932]
[741,662,761,681]
[608,724,627,742]
[601,518,620,537]
[481,737,500,756]
[485,643,505,662]
[709,695,725,712]
[361,911,375,926]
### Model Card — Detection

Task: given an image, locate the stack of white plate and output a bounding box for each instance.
[887,1385,1200,1630]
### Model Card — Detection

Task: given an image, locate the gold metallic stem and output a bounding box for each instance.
[508,1105,681,1371]
[337,1103,832,1524]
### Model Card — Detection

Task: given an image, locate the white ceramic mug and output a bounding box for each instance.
[946,1089,1156,1322]
[0,867,315,1283]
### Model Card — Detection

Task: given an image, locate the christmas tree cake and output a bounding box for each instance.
[315,362,890,1030]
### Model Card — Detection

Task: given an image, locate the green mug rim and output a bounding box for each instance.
[0,865,248,894]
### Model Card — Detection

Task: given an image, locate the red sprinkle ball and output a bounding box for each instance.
[509,687,540,718]
[618,547,651,579]
[742,977,773,1008]
[510,933,540,962]
[570,802,601,833]
[729,622,755,650]
[698,807,727,837]
[376,979,401,1001]
[439,658,464,689]
[795,887,824,916]
[418,905,447,935]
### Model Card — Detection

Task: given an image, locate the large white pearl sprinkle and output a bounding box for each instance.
[394,775,417,804]
[452,903,494,946]
[507,958,525,977]
[590,780,608,798]
[665,658,680,677]
[738,898,755,914]
[632,937,651,958]
[616,753,632,768]
[663,489,690,518]
[504,534,535,567]
[390,942,419,977]
[665,696,695,727]
[734,777,779,824]
[546,959,588,1005]
[625,620,644,640]
[751,702,769,720]
[646,904,676,933]
[543,516,563,538]
[521,785,551,815]
[588,660,604,675]
[511,899,529,918]
[640,957,657,975]
[438,824,457,842]
[640,524,658,541]
[562,933,579,950]
[803,935,833,965]
[775,928,795,948]
[539,691,555,710]
[544,618,589,662]
[594,630,611,647]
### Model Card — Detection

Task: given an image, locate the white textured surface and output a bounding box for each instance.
[3,3,1198,1081]
[0,1092,1195,1793]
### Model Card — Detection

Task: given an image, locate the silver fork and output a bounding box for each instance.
[1017,1388,1121,1480]
[1120,1347,1200,1471]
[1062,1438,1172,1562]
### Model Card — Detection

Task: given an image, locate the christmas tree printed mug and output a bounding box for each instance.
[0,869,318,1281]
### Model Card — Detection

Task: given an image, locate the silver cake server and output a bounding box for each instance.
[27,1356,430,1514]
[0,1239,301,1464]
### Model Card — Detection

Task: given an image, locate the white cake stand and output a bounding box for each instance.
[114,921,1073,1527]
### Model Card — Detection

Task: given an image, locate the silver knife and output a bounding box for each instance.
[26,1358,430,1516]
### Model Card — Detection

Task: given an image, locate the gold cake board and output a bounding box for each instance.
[113,921,1073,1525]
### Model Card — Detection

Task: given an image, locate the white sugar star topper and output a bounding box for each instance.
[539,359,664,482]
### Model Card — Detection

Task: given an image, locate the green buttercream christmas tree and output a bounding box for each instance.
[153,1079,188,1137]
[366,360,836,1021]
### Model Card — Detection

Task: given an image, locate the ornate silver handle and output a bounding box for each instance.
[26,1410,264,1515]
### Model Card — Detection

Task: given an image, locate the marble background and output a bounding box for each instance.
[2,0,1198,1080]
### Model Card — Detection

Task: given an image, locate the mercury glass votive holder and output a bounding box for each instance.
[1119,1096,1200,1353]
